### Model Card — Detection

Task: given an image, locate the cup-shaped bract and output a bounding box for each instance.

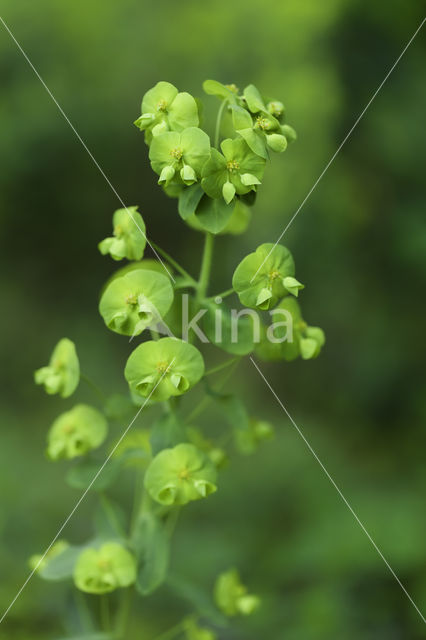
[74,542,136,594]
[149,127,211,187]
[98,207,146,261]
[201,138,265,203]
[232,243,301,310]
[214,569,260,617]
[47,404,108,460]
[144,443,217,506]
[99,269,174,337]
[34,338,80,398]
[256,297,325,362]
[124,337,205,402]
[134,81,199,142]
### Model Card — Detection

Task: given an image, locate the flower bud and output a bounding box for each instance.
[214,569,260,617]
[281,124,297,143]
[266,133,288,153]
[283,276,304,297]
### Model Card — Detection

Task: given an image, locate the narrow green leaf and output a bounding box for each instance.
[134,512,170,596]
[94,495,127,540]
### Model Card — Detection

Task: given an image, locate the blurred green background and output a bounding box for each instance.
[0,0,425,638]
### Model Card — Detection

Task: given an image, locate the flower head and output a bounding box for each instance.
[99,269,173,337]
[232,243,303,310]
[134,81,199,143]
[202,138,265,204]
[144,443,217,506]
[125,337,204,402]
[34,338,79,398]
[214,569,260,617]
[256,297,325,361]
[74,542,136,594]
[149,127,211,187]
[98,206,146,261]
[47,404,108,460]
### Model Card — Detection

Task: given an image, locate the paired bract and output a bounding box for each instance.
[149,127,211,187]
[134,81,199,143]
[144,443,217,506]
[98,206,146,261]
[232,243,303,310]
[74,542,136,594]
[201,138,265,204]
[47,404,108,460]
[124,337,205,402]
[34,338,80,398]
[99,269,174,337]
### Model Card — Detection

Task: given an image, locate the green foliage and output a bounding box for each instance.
[31,77,325,639]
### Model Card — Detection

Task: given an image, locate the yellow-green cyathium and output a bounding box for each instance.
[34,338,80,398]
[47,404,108,460]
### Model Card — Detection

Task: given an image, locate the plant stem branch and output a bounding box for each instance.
[149,240,196,284]
[197,232,214,301]
[100,594,111,632]
[214,100,228,149]
[152,619,186,640]
[80,373,106,402]
[205,356,241,377]
[209,288,235,300]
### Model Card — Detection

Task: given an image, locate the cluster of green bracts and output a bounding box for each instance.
[32,79,324,639]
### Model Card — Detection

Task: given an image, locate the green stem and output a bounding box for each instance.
[100,594,111,632]
[197,232,214,301]
[74,590,94,632]
[214,99,228,149]
[80,373,106,402]
[150,240,196,284]
[153,620,186,640]
[115,588,133,639]
[186,359,241,423]
[205,356,241,377]
[209,287,235,300]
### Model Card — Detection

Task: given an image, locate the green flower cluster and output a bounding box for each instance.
[133,79,297,235]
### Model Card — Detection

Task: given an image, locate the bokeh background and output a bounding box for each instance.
[0,1,425,638]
